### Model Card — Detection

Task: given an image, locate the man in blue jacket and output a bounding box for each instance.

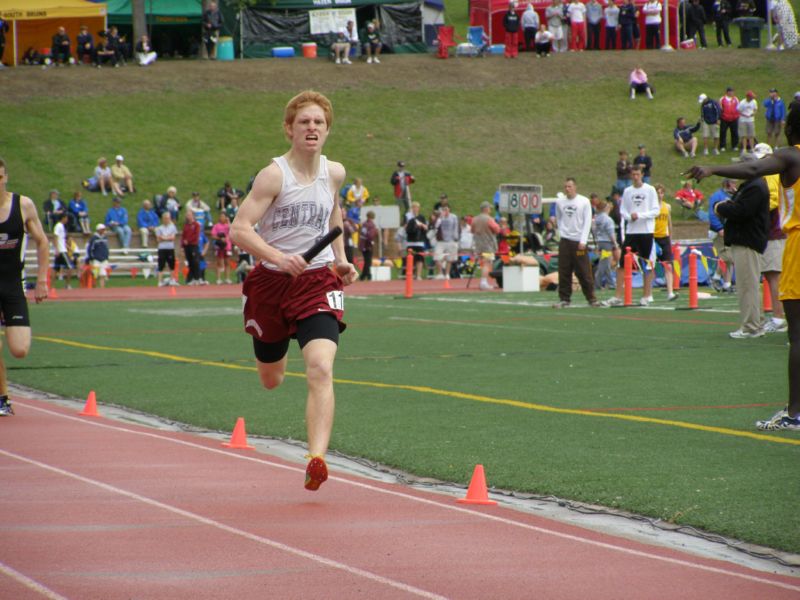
[764,88,787,150]
[698,93,722,156]
[707,179,737,292]
[87,223,110,288]
[137,199,159,247]
[105,197,132,251]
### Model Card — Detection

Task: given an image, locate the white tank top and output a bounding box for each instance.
[258,155,335,270]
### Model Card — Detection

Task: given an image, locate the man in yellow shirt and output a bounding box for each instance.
[688,107,800,431]
[653,183,678,301]
[111,155,135,194]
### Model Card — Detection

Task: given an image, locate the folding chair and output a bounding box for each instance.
[467,26,490,56]
[435,25,460,59]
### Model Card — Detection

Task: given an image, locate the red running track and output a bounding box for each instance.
[1,397,798,600]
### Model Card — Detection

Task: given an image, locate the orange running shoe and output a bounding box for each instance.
[304,456,328,491]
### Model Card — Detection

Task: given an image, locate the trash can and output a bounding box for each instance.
[733,17,763,48]
[217,36,234,60]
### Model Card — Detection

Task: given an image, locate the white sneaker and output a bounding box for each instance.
[216,279,222,285]
[666,292,679,301]
[639,296,653,306]
[602,297,624,307]
[169,278,180,286]
[335,58,341,64]
[342,58,352,64]
[367,56,373,63]
[713,149,720,155]
[225,279,232,284]
[762,319,788,333]
[729,329,764,339]
[689,151,696,158]
[158,279,167,287]
[479,281,494,290]
[373,57,380,63]
[703,149,709,156]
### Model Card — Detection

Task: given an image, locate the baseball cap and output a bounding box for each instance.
[112,196,121,203]
[795,91,800,99]
[726,86,734,92]
[115,154,124,161]
[397,160,405,167]
[746,90,755,98]
[480,201,491,210]
[753,143,773,159]
[96,223,106,231]
[638,144,646,149]
[698,93,707,103]
[768,88,778,93]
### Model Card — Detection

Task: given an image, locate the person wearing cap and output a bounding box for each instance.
[790,91,800,114]
[687,104,800,430]
[111,155,134,195]
[633,144,653,183]
[104,197,132,250]
[390,160,414,222]
[737,91,758,155]
[185,191,211,228]
[719,87,740,153]
[331,28,351,64]
[763,89,787,150]
[698,93,722,156]
[87,223,110,288]
[94,157,121,197]
[433,204,460,280]
[471,200,501,290]
[363,21,382,64]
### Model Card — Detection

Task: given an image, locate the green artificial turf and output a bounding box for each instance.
[9,292,798,553]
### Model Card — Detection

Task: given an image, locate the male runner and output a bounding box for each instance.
[230,91,357,489]
[688,107,800,431]
[0,157,50,416]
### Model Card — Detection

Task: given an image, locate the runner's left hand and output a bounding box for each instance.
[34,281,48,303]
[334,261,358,285]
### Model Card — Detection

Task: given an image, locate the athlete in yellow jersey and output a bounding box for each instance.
[688,106,800,431]
[653,184,678,301]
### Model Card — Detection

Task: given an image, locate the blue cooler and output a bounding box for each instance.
[272,46,295,58]
[217,36,234,61]
[489,44,505,55]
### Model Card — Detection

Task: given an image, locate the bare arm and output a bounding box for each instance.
[21,196,50,303]
[687,149,800,184]
[327,161,358,285]
[229,162,306,276]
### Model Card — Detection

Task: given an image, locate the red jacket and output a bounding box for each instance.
[182,221,200,246]
[719,95,739,122]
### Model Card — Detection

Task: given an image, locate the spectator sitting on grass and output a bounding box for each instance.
[628,67,653,100]
[69,190,91,234]
[104,196,132,251]
[674,117,700,158]
[95,157,122,196]
[137,199,159,247]
[111,155,135,194]
[674,179,705,211]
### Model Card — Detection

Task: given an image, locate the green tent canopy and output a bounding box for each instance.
[106,0,202,25]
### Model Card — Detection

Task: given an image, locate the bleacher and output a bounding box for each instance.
[23,234,159,283]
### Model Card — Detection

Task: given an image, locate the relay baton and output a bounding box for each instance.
[302,226,342,263]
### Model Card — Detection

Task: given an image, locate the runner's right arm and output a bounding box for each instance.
[21,195,49,303]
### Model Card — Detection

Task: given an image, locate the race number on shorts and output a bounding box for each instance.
[326,290,344,311]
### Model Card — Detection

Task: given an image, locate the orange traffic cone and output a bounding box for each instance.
[169,286,177,297]
[457,464,497,506]
[443,278,451,289]
[762,277,773,312]
[222,417,254,449]
[80,390,100,417]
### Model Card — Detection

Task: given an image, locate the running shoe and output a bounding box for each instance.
[762,319,788,333]
[304,456,328,491]
[639,296,653,306]
[667,292,679,301]
[0,397,14,416]
[602,297,624,307]
[552,300,570,309]
[729,329,765,339]
[756,409,800,431]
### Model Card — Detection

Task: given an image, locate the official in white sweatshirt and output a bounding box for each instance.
[554,178,599,307]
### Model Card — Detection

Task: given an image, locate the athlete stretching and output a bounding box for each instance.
[0,157,50,416]
[230,91,357,489]
[688,106,800,431]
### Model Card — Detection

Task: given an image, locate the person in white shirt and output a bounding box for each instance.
[546,0,568,52]
[737,90,758,154]
[567,0,587,50]
[534,23,555,55]
[604,0,620,49]
[53,212,74,289]
[604,167,661,306]
[642,0,662,48]
[553,178,599,308]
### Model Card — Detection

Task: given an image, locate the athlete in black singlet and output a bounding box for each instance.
[0,157,50,416]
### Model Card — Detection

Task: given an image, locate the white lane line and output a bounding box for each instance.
[0,560,71,600]
[0,447,447,600]
[11,402,800,593]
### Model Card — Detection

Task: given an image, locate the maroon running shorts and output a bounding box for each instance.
[242,263,345,342]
